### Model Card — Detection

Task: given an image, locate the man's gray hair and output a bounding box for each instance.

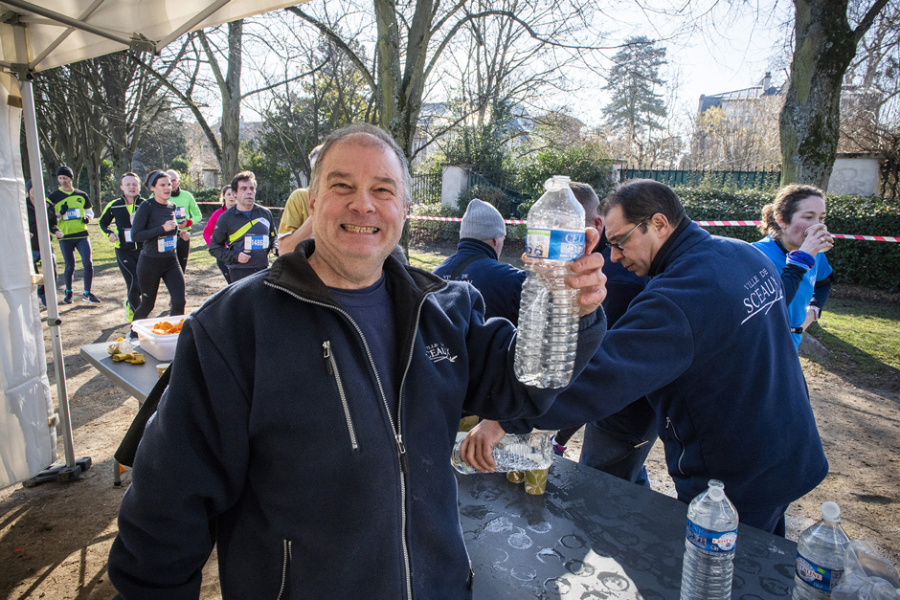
[309,123,411,207]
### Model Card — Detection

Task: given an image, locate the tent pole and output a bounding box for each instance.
[20,75,77,470]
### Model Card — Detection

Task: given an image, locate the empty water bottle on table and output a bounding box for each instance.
[451,431,553,474]
[515,176,585,388]
[680,479,739,600]
[793,502,851,600]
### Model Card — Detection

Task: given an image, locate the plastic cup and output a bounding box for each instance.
[458,415,479,432]
[507,471,525,484]
[524,468,549,495]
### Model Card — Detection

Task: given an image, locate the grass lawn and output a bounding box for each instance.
[808,296,900,378]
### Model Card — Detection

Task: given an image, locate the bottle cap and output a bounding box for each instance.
[821,501,841,522]
[707,480,725,501]
[544,175,572,191]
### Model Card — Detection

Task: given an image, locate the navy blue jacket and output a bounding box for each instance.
[504,221,828,513]
[108,239,606,600]
[208,204,277,273]
[433,239,527,325]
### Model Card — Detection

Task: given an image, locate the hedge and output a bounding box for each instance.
[674,188,900,292]
[411,188,900,292]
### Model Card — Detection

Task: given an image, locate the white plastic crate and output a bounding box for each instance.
[131,316,184,361]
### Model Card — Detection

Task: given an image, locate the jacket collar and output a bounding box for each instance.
[648,219,709,277]
[458,238,498,260]
[265,239,447,308]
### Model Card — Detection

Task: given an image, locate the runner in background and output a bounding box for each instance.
[165,170,202,273]
[50,165,100,304]
[99,172,146,322]
[129,171,187,333]
[209,171,277,282]
[26,180,63,308]
[203,184,238,284]
[276,144,322,255]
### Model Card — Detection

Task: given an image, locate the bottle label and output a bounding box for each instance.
[796,552,843,592]
[686,520,737,553]
[525,228,585,261]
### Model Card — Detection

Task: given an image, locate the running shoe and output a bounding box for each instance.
[83,292,101,304]
[551,437,567,457]
[123,300,134,322]
[63,290,73,304]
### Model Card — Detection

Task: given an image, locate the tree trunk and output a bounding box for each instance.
[100,54,133,179]
[780,0,888,187]
[220,20,244,179]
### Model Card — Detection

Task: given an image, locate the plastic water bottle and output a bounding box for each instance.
[451,431,553,474]
[680,480,739,600]
[514,176,585,388]
[793,502,851,600]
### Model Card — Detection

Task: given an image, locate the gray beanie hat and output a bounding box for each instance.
[459,198,506,240]
[57,166,74,179]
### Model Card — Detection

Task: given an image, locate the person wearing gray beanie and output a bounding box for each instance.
[433,198,525,322]
[458,198,506,242]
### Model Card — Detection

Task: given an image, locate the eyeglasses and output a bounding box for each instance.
[609,218,648,251]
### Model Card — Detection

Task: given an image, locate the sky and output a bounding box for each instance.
[237,0,797,133]
[567,0,795,129]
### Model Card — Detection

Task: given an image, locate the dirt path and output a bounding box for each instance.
[1,245,898,599]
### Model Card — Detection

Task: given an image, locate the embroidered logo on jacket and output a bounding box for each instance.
[425,343,457,363]
[741,267,784,324]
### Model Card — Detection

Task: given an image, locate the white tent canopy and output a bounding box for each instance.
[0,0,303,489]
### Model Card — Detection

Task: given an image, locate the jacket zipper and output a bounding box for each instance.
[265,280,431,600]
[665,417,686,475]
[276,539,291,600]
[323,340,360,450]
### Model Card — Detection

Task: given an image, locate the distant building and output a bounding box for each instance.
[689,72,881,170]
[184,118,264,187]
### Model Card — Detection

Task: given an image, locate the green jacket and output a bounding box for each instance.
[49,188,92,239]
[169,189,202,229]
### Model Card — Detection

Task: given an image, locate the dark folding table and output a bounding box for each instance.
[458,457,797,599]
[80,342,166,484]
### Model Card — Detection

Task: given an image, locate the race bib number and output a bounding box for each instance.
[525,228,585,261]
[64,208,82,221]
[244,235,269,251]
[685,520,737,553]
[123,229,132,243]
[157,235,177,253]
[174,206,186,219]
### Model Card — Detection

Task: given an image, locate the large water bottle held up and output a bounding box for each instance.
[514,176,585,388]
[680,479,739,600]
[793,502,851,600]
[451,431,553,474]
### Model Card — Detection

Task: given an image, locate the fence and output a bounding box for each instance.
[620,168,781,190]
[411,172,442,204]
[467,170,526,214]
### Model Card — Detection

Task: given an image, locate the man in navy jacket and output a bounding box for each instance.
[108,123,609,599]
[433,198,526,322]
[462,179,828,536]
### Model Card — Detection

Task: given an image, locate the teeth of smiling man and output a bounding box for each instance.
[343,225,379,233]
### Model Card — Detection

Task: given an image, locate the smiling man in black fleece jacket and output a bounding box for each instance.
[108,123,610,600]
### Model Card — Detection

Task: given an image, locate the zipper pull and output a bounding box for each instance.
[396,434,409,474]
[322,341,333,375]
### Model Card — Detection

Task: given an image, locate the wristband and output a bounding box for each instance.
[787,250,815,269]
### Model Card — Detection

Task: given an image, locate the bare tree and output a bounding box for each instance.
[286,0,614,159]
[779,0,891,186]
